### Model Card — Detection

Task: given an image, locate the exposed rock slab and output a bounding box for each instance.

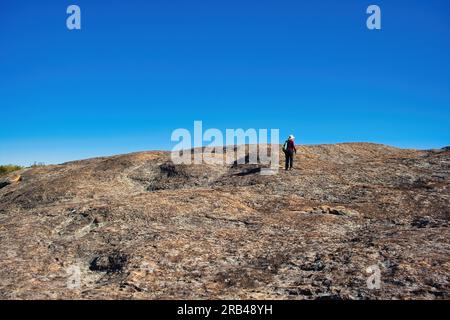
[0,143,449,299]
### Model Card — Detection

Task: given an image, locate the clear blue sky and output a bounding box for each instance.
[1,0,449,166]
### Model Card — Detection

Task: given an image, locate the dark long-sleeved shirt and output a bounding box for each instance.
[286,140,296,152]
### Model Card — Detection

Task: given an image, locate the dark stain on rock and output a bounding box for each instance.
[89,251,128,273]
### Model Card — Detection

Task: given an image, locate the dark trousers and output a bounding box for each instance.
[285,150,294,170]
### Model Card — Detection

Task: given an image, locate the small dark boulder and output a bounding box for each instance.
[89,252,128,273]
[411,216,434,228]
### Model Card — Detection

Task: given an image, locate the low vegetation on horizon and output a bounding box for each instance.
[0,165,23,176]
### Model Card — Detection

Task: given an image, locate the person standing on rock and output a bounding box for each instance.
[283,135,297,171]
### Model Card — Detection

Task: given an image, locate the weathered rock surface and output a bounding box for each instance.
[0,143,448,299]
[0,174,21,190]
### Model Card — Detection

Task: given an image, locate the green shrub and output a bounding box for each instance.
[0,165,23,176]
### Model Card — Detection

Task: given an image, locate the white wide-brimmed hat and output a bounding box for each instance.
[288,135,295,140]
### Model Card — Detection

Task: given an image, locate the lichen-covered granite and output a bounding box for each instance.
[0,143,448,299]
